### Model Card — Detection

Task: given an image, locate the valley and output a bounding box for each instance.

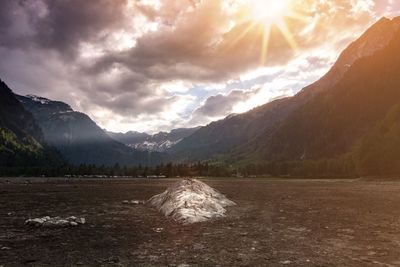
[1,178,400,266]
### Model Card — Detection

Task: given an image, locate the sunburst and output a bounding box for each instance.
[233,0,304,65]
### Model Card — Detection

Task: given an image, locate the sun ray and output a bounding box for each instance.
[260,23,271,65]
[276,19,298,51]
[228,21,258,49]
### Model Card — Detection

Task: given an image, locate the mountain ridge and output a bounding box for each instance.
[0,80,64,168]
[16,94,165,166]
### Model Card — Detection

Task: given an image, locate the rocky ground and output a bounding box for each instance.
[1,178,400,266]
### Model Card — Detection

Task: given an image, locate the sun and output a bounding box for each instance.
[248,0,290,24]
[232,0,302,65]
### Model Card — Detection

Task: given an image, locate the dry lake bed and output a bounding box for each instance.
[1,178,400,266]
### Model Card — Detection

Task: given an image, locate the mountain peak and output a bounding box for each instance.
[301,16,400,97]
[336,16,400,68]
[376,16,391,24]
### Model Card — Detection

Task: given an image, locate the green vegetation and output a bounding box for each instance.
[0,127,64,170]
[0,127,42,165]
[355,104,400,176]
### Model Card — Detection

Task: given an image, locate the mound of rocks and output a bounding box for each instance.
[25,216,86,227]
[148,179,236,224]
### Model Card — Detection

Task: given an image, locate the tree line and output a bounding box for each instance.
[0,162,232,178]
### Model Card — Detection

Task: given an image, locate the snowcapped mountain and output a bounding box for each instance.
[107,127,201,152]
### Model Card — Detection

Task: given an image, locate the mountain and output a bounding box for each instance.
[240,18,400,176]
[0,80,63,168]
[107,127,201,152]
[169,17,400,166]
[237,20,400,162]
[16,95,165,166]
[168,97,298,161]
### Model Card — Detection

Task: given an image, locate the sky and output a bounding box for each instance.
[0,0,399,134]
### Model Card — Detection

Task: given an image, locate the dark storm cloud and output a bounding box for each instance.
[84,71,179,116]
[34,0,128,56]
[0,0,128,56]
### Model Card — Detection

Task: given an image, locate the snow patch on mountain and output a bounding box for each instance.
[148,179,236,224]
[128,139,181,151]
[26,95,51,105]
[107,127,201,152]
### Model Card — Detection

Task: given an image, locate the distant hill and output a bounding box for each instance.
[16,95,165,166]
[107,127,201,152]
[0,80,63,168]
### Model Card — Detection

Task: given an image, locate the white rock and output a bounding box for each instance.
[25,216,86,227]
[122,200,143,205]
[148,179,235,224]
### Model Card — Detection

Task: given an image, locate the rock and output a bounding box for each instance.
[25,218,46,227]
[152,227,164,233]
[57,219,70,227]
[1,247,11,250]
[148,179,236,224]
[25,216,86,228]
[122,200,143,205]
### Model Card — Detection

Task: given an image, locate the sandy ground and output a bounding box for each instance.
[1,178,400,266]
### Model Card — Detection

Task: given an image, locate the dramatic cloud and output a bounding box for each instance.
[190,88,261,124]
[0,0,399,133]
